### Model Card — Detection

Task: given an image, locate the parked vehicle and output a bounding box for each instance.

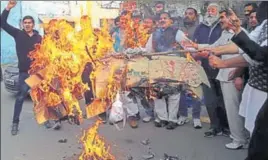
[3,63,20,94]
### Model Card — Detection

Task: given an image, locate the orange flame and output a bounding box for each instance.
[186,52,195,62]
[79,120,115,160]
[119,11,151,49]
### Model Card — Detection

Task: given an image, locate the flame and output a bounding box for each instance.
[28,8,116,122]
[186,52,195,62]
[79,120,115,160]
[119,11,151,49]
[26,2,153,159]
[86,100,107,119]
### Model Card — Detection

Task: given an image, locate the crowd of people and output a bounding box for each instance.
[1,0,267,159]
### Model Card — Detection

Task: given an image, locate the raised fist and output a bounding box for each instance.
[6,0,17,10]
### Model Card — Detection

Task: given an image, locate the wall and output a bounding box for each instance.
[1,1,22,64]
[0,1,70,64]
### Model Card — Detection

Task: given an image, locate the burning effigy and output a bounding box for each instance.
[24,2,209,159]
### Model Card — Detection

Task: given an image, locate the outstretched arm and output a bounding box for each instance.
[232,30,268,64]
[1,0,20,37]
[209,55,248,69]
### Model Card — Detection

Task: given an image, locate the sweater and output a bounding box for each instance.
[1,9,42,73]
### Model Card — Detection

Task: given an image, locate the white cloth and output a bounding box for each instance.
[239,84,267,134]
[121,92,139,117]
[145,34,153,52]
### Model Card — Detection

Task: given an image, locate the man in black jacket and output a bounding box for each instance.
[1,0,42,135]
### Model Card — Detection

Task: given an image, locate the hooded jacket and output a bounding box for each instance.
[1,9,42,73]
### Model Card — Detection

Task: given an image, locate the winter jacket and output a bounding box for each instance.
[193,21,223,79]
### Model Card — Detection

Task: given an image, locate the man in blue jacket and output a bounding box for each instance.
[192,3,229,137]
[1,0,42,135]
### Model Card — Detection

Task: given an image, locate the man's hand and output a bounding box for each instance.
[208,55,226,69]
[233,77,244,91]
[181,40,198,49]
[228,8,241,34]
[200,47,222,56]
[197,50,210,58]
[6,0,17,11]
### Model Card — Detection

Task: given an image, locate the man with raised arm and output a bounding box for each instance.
[1,0,42,135]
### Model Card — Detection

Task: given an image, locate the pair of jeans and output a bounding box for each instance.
[179,92,201,119]
[13,72,30,124]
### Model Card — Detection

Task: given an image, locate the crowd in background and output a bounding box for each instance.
[107,1,267,158]
[1,1,267,160]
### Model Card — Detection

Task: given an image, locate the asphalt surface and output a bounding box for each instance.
[1,82,247,160]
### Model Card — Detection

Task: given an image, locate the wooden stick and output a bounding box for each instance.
[85,46,97,67]
[141,50,199,56]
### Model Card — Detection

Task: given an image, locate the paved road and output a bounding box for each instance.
[1,82,247,160]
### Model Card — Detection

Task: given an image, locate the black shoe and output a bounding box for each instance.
[166,122,177,130]
[11,123,19,136]
[98,112,107,124]
[52,121,62,130]
[44,121,53,129]
[222,128,231,137]
[204,128,222,138]
[154,120,168,128]
[136,112,141,121]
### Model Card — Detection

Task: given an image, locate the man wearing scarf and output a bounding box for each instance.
[192,3,229,137]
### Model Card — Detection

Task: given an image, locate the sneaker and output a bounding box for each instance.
[142,116,152,123]
[177,116,188,126]
[193,119,202,129]
[52,121,62,130]
[225,142,245,150]
[128,116,138,129]
[11,123,19,136]
[204,128,223,138]
[166,122,177,130]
